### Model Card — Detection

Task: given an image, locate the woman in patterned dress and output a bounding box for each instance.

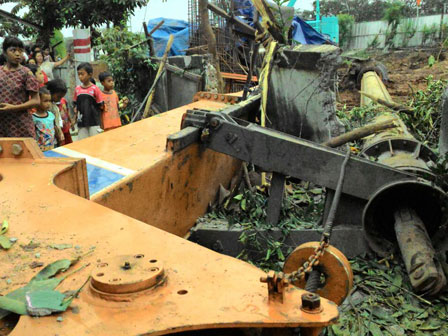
[0,36,40,138]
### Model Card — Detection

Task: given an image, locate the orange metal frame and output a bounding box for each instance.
[0,96,339,335]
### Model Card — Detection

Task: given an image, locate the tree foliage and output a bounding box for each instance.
[317,0,446,22]
[337,14,355,47]
[383,1,405,48]
[0,0,148,40]
[95,26,155,124]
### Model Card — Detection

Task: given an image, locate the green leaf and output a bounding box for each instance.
[369,323,383,336]
[0,296,27,315]
[0,220,8,235]
[25,290,69,317]
[241,199,247,211]
[233,194,243,201]
[31,259,72,282]
[0,236,12,250]
[0,278,63,319]
[428,55,436,67]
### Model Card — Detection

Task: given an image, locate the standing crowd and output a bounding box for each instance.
[0,36,128,152]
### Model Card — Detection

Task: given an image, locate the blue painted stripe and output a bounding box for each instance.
[44,150,126,195]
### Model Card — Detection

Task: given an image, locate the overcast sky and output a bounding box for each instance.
[1,0,314,37]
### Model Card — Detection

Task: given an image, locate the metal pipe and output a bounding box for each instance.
[361,72,447,296]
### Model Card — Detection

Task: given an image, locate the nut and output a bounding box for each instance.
[122,261,131,270]
[301,292,321,312]
[11,144,23,156]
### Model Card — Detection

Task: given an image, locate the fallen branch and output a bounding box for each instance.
[322,119,397,148]
[359,91,413,114]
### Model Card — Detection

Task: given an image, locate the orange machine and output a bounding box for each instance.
[0,94,351,335]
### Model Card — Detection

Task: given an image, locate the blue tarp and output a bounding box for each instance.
[147,18,189,57]
[232,1,332,45]
[291,17,331,45]
[234,0,254,19]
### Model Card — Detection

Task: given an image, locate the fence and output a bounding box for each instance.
[347,14,447,49]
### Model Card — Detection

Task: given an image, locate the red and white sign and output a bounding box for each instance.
[73,28,92,86]
[73,28,92,62]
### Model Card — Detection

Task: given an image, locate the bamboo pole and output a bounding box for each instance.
[142,34,174,119]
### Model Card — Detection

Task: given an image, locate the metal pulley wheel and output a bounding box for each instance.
[283,242,353,305]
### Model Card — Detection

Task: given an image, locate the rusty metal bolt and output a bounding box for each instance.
[11,144,23,156]
[301,292,321,312]
[122,261,131,270]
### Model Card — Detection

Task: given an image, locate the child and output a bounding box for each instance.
[25,63,45,87]
[46,79,68,145]
[99,71,128,131]
[32,87,61,151]
[73,62,103,140]
[0,36,40,137]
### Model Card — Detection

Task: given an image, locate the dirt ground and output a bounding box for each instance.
[337,47,448,109]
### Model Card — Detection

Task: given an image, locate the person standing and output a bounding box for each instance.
[33,50,70,81]
[0,36,40,137]
[32,87,62,151]
[99,71,128,131]
[73,63,104,140]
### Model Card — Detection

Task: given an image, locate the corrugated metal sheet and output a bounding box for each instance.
[348,14,445,49]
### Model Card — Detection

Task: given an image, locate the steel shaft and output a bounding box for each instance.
[394,207,446,296]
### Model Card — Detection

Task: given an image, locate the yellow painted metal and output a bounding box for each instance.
[360,71,393,107]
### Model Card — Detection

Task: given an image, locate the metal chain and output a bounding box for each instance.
[286,239,328,282]
[286,147,351,283]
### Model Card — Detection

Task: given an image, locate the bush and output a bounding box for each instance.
[383,1,405,49]
[338,14,355,48]
[400,19,416,47]
[95,25,156,124]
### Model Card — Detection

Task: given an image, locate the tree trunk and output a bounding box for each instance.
[199,0,224,93]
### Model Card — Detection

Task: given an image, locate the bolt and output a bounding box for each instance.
[11,144,23,156]
[122,261,131,270]
[214,94,218,100]
[413,268,424,280]
[301,292,321,312]
[210,118,220,128]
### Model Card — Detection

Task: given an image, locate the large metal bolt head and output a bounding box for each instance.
[122,261,131,270]
[11,144,23,156]
[301,292,321,312]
